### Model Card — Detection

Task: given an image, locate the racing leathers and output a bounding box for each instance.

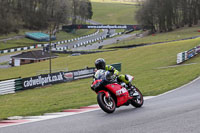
[105,65,130,86]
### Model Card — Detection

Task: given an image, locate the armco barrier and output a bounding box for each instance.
[177,45,200,64]
[0,30,100,54]
[21,68,95,90]
[53,32,123,52]
[0,68,95,95]
[0,79,16,95]
[0,78,23,95]
[0,30,122,54]
[0,64,121,95]
[15,78,23,91]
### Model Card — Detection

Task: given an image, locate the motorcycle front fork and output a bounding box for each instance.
[128,85,137,97]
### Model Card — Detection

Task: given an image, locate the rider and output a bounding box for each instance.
[94,58,134,95]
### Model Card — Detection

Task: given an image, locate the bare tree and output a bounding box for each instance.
[0,0,93,34]
[136,0,200,33]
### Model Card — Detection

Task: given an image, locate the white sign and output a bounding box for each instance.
[14,59,20,66]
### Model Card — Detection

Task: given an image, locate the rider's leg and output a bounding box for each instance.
[118,74,130,86]
[118,74,135,96]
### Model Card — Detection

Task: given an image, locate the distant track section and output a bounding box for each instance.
[62,24,141,30]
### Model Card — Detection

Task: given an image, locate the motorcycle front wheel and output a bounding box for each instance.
[97,92,116,113]
[131,87,144,108]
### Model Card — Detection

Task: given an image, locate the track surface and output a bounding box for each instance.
[1,77,200,133]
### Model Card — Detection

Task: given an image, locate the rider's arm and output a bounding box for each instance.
[105,65,119,76]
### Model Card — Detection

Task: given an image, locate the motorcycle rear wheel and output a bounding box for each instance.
[131,87,144,108]
[97,92,116,113]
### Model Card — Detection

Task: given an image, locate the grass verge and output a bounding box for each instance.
[0,36,200,119]
[0,29,97,51]
[103,26,200,49]
[91,0,137,4]
[91,2,138,24]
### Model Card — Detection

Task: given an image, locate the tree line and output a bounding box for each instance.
[136,0,200,33]
[0,0,93,35]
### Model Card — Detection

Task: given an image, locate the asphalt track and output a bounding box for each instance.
[57,29,110,49]
[1,77,200,133]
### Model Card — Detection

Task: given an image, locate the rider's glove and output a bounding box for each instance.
[108,68,115,74]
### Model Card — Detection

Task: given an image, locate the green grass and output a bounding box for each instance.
[0,29,30,40]
[91,0,137,4]
[0,36,200,119]
[0,61,9,65]
[0,2,139,51]
[92,2,138,24]
[55,29,97,41]
[0,29,97,51]
[1,2,137,51]
[0,1,200,120]
[0,79,96,118]
[104,25,200,49]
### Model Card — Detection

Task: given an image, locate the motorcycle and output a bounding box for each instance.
[91,69,144,113]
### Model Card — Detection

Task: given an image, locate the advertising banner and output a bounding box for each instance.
[73,68,95,80]
[177,45,200,64]
[63,72,74,82]
[187,48,196,59]
[196,45,200,54]
[62,25,141,30]
[21,68,95,90]
[22,72,65,89]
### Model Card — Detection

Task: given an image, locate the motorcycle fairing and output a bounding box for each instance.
[98,90,110,98]
[105,83,130,106]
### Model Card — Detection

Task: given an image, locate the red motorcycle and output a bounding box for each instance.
[91,70,143,113]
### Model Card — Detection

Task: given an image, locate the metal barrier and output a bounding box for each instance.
[177,45,200,64]
[0,79,16,95]
[15,78,23,91]
[0,30,100,54]
[0,78,23,95]
[0,64,121,95]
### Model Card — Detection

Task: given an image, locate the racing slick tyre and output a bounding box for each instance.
[131,87,144,108]
[97,92,116,113]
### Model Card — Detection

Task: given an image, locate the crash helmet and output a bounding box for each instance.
[95,58,106,70]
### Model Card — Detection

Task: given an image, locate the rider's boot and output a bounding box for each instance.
[121,82,136,97]
[127,83,140,97]
[127,83,135,96]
